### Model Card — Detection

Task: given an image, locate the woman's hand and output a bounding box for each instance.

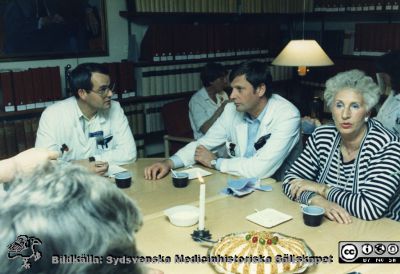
[289,178,325,200]
[310,196,352,224]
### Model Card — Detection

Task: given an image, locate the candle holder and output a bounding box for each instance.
[191,229,212,242]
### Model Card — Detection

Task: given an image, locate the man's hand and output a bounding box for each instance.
[194,145,216,168]
[218,98,230,109]
[144,159,173,180]
[74,159,109,176]
[310,196,352,224]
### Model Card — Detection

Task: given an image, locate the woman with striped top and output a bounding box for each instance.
[283,69,400,224]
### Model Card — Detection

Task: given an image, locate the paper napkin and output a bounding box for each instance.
[221,178,273,197]
[246,208,292,228]
[107,165,128,177]
[180,167,212,180]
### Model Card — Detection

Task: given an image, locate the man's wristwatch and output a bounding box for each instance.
[210,159,217,169]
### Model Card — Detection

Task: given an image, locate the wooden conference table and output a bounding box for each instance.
[121,159,399,274]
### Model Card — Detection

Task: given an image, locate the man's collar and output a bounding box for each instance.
[243,101,269,123]
[76,98,99,120]
[75,98,98,121]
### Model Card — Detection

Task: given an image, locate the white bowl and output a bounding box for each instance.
[164,205,199,227]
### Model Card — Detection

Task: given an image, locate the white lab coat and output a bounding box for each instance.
[35,97,136,165]
[175,94,301,179]
[376,91,400,137]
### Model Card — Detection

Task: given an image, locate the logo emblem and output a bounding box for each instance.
[374,243,386,255]
[361,244,373,255]
[341,244,358,261]
[387,244,399,255]
[7,235,42,269]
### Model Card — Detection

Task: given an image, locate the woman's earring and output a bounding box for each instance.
[365,117,369,122]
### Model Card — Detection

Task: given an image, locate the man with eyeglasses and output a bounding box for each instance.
[145,61,301,180]
[35,63,136,175]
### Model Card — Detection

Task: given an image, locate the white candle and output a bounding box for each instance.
[198,174,205,230]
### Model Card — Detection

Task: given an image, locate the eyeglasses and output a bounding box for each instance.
[89,83,115,97]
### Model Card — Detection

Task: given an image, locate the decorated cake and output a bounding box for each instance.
[209,231,310,274]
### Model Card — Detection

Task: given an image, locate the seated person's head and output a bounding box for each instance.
[69,62,111,99]
[0,162,143,274]
[375,50,400,95]
[200,62,228,90]
[323,69,380,136]
[229,61,273,99]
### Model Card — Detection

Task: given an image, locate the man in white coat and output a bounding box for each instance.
[144,61,300,180]
[35,63,136,175]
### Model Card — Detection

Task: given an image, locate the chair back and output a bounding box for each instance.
[162,98,193,154]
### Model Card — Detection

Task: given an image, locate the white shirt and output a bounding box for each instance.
[35,97,137,165]
[189,87,229,139]
[175,94,301,179]
[376,91,400,136]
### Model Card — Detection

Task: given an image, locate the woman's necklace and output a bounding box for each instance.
[336,126,368,190]
[336,144,358,190]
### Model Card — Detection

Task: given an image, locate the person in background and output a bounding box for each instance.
[283,69,400,223]
[375,51,400,136]
[0,148,59,183]
[301,116,322,135]
[144,61,301,180]
[189,62,230,139]
[0,162,163,274]
[35,63,137,176]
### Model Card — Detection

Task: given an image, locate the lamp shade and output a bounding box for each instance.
[272,40,334,67]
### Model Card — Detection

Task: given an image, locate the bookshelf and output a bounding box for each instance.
[0,90,196,160]
[2,0,399,158]
[120,0,396,115]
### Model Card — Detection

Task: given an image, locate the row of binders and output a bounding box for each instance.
[122,103,145,136]
[354,23,400,55]
[0,115,147,160]
[144,101,169,134]
[0,118,39,159]
[129,0,315,14]
[0,67,62,112]
[101,61,136,100]
[140,23,281,62]
[123,100,174,136]
[0,61,135,113]
[314,0,400,12]
[135,58,293,97]
[241,0,314,13]
[130,0,238,13]
[300,57,376,87]
[0,99,167,159]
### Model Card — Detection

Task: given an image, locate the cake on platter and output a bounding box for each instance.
[208,231,312,274]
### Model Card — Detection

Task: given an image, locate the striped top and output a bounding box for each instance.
[283,119,400,221]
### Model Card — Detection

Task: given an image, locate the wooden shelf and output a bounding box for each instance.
[120,91,195,104]
[0,92,196,119]
[0,108,44,120]
[312,10,400,22]
[119,11,292,24]
[120,10,400,25]
[132,54,273,67]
